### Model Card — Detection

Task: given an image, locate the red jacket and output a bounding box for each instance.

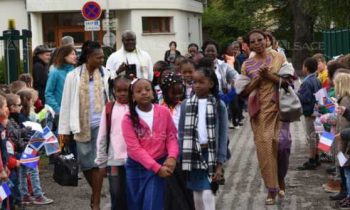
[6,140,17,170]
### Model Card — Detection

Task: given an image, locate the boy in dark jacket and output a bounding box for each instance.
[297,57,322,170]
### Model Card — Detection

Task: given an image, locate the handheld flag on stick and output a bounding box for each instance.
[28,131,45,151]
[20,153,39,169]
[42,126,58,143]
[324,98,336,113]
[318,131,335,152]
[0,183,11,202]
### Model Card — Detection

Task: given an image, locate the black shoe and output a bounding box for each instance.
[330,191,347,201]
[315,155,321,166]
[326,166,336,174]
[297,161,317,170]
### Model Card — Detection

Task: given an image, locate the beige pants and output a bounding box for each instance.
[304,116,319,149]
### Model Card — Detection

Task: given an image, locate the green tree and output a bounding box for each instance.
[203,0,350,73]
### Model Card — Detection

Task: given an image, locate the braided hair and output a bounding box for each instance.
[152,60,171,87]
[160,72,185,108]
[109,75,131,100]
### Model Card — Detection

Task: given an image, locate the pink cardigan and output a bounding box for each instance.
[122,104,179,173]
[95,102,129,167]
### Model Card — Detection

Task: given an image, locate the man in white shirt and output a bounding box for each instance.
[106,30,153,80]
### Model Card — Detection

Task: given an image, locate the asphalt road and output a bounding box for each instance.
[25,116,337,210]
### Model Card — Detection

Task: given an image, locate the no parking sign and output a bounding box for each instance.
[81,1,102,21]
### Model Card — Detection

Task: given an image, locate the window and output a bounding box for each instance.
[142,17,172,33]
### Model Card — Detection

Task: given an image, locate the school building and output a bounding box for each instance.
[0,0,204,61]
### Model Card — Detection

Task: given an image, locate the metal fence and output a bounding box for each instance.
[0,29,32,84]
[0,39,5,84]
[323,29,350,60]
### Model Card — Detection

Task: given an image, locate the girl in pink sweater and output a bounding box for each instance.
[95,76,130,210]
[122,78,179,210]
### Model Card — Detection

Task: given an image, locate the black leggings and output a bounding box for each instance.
[230,97,244,126]
[108,166,128,210]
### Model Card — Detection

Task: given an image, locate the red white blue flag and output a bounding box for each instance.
[0,183,11,202]
[318,131,335,152]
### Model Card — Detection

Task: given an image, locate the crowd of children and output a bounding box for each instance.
[0,75,54,209]
[296,53,350,209]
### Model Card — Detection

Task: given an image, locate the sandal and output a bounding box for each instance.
[265,197,276,205]
[278,190,285,199]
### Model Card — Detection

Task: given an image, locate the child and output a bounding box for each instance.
[174,55,186,74]
[9,81,26,94]
[122,78,179,210]
[16,89,53,205]
[313,53,329,89]
[0,84,11,94]
[179,67,228,210]
[152,61,171,103]
[332,73,350,209]
[160,72,185,129]
[19,73,34,88]
[161,73,195,210]
[297,57,322,170]
[319,66,349,196]
[6,93,31,208]
[19,74,44,113]
[180,59,195,99]
[0,95,10,208]
[95,76,130,210]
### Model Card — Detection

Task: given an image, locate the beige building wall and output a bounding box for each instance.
[24,0,204,61]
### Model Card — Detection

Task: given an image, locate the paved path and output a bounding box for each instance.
[216,118,335,210]
[26,117,337,210]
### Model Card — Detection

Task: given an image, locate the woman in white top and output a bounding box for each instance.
[59,41,110,210]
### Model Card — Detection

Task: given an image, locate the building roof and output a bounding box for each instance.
[26,0,203,13]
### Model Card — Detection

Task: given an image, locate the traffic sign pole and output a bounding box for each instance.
[105,0,110,47]
[82,1,102,42]
[82,1,102,21]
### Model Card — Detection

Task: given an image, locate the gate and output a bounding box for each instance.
[0,21,32,84]
[323,29,350,60]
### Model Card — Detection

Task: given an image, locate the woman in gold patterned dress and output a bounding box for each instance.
[240,30,286,205]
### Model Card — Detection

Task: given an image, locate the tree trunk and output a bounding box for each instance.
[289,0,313,76]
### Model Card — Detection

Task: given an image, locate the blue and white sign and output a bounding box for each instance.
[84,20,101,31]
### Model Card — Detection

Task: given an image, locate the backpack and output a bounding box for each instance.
[105,101,115,153]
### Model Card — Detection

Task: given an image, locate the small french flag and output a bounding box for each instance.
[318,131,335,152]
[0,183,11,202]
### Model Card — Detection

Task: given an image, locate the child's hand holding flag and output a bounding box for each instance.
[318,131,336,152]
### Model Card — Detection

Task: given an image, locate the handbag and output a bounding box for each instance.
[278,78,302,122]
[53,146,79,186]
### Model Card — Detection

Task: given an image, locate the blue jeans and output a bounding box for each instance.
[19,165,43,198]
[343,167,350,197]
